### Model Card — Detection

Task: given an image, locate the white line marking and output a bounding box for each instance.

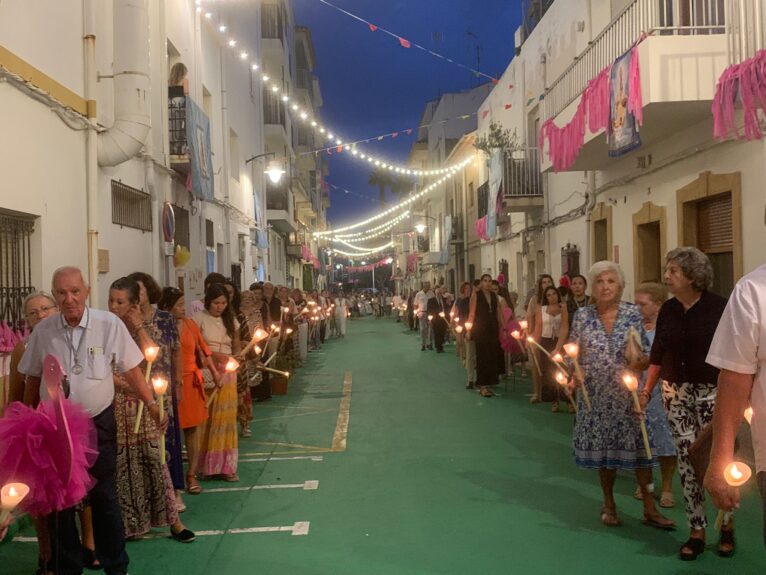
[14,523,312,542]
[204,480,319,493]
[239,455,323,462]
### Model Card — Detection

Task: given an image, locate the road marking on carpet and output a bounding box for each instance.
[204,480,319,493]
[331,371,352,452]
[240,455,324,462]
[14,523,312,542]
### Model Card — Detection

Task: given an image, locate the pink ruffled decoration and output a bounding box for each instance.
[539,67,611,172]
[474,216,489,241]
[627,47,644,127]
[713,49,766,141]
[0,400,98,516]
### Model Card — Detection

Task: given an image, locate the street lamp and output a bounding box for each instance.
[414,223,427,234]
[245,151,285,185]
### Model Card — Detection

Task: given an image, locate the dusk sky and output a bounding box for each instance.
[292,0,522,228]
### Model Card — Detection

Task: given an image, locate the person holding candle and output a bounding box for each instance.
[427,287,448,353]
[19,266,168,575]
[704,260,766,556]
[158,287,217,495]
[569,261,674,530]
[639,247,727,560]
[108,278,194,543]
[526,274,555,403]
[452,282,476,388]
[334,292,349,338]
[466,274,507,398]
[194,283,241,482]
[532,285,570,412]
[632,282,677,506]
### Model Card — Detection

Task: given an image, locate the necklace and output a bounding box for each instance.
[63,309,90,375]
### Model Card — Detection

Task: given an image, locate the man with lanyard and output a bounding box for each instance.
[414,281,434,351]
[20,267,165,575]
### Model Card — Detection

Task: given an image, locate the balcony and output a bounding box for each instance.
[504,148,544,212]
[266,184,296,234]
[263,88,289,149]
[541,0,727,172]
[261,3,284,57]
[295,67,316,106]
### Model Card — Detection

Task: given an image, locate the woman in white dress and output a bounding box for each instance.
[334,293,348,337]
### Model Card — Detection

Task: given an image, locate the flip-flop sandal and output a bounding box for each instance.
[600,506,621,527]
[659,491,675,508]
[679,537,705,561]
[643,515,676,531]
[480,387,494,397]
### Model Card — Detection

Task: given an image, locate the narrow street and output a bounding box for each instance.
[5,316,763,575]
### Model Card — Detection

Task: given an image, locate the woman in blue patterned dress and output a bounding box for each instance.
[569,261,675,529]
[634,282,677,507]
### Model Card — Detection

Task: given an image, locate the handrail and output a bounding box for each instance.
[543,0,726,121]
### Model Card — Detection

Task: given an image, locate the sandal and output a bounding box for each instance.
[718,526,735,558]
[479,387,494,398]
[600,506,621,527]
[679,537,705,561]
[659,491,675,508]
[186,474,202,495]
[223,473,240,482]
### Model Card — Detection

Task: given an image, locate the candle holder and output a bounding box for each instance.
[151,377,169,464]
[134,345,160,435]
[0,483,30,523]
[715,462,752,529]
[623,373,652,459]
[744,406,753,425]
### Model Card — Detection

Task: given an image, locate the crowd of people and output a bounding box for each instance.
[0,267,353,575]
[401,246,766,562]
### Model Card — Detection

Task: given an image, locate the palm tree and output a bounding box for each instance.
[368,168,393,206]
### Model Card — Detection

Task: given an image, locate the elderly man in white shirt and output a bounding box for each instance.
[414,281,435,351]
[705,262,766,552]
[19,266,164,575]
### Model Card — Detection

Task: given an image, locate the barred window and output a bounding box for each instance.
[111,180,152,232]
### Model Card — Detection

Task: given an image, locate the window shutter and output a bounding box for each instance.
[697,194,732,253]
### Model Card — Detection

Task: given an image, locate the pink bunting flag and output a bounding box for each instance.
[509,84,514,89]
[337,145,342,153]
[406,129,413,135]
[491,78,499,84]
[369,24,377,32]
[481,110,489,119]
[399,37,411,49]
[504,104,512,110]
[392,132,398,138]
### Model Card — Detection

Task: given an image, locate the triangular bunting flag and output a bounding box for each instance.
[337,146,342,153]
[491,78,499,84]
[369,24,378,32]
[392,132,398,138]
[399,37,411,48]
[508,84,514,89]
[504,104,512,110]
[406,129,413,135]
[481,110,489,119]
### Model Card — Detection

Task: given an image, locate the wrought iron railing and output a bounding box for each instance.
[727,0,766,64]
[544,0,726,121]
[504,148,543,197]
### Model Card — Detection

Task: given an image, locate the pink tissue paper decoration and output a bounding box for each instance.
[627,46,644,127]
[713,49,766,141]
[539,66,611,172]
[474,216,489,241]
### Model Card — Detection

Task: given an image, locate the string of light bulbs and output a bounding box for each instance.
[332,210,411,240]
[195,1,469,177]
[330,240,395,257]
[313,158,471,238]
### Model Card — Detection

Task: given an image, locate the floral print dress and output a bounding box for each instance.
[569,302,658,470]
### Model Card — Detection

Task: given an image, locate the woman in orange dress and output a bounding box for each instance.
[158,287,219,494]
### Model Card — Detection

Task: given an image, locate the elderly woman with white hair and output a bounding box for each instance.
[639,247,728,561]
[569,261,674,531]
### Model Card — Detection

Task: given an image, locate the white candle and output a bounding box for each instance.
[623,373,652,459]
[715,461,753,529]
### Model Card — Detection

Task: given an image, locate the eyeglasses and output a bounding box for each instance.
[26,305,56,319]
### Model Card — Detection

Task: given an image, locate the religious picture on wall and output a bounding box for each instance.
[608,49,642,157]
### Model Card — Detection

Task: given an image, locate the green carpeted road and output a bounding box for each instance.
[2,316,764,574]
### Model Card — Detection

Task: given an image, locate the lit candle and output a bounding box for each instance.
[526,336,553,360]
[455,325,464,334]
[134,345,160,435]
[623,373,652,459]
[563,342,591,409]
[555,371,577,412]
[550,352,570,376]
[744,406,753,425]
[427,314,434,322]
[510,330,521,340]
[464,322,473,331]
[0,483,30,523]
[152,377,169,464]
[207,358,239,408]
[715,462,753,529]
[519,320,528,331]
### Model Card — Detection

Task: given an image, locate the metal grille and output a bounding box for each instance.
[504,148,543,197]
[111,180,152,232]
[263,87,285,127]
[168,89,186,156]
[261,3,283,40]
[697,193,732,253]
[0,214,35,325]
[477,182,489,218]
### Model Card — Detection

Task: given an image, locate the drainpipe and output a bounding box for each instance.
[84,0,99,305]
[98,0,151,167]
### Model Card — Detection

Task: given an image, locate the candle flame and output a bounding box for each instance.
[427,315,433,321]
[253,328,269,341]
[144,345,159,363]
[285,328,294,335]
[723,461,752,486]
[519,320,528,330]
[282,306,290,313]
[1,482,30,509]
[744,406,754,424]
[526,336,534,343]
[455,326,464,334]
[151,377,168,395]
[254,345,262,355]
[730,464,743,481]
[622,373,638,391]
[225,358,240,372]
[438,312,445,318]
[449,311,454,317]
[510,330,521,339]
[563,343,579,357]
[8,486,17,497]
[464,322,472,330]
[552,353,564,363]
[555,371,567,385]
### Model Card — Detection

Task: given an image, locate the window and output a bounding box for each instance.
[477,182,489,218]
[174,206,190,250]
[0,213,37,314]
[469,182,474,208]
[111,180,152,232]
[205,219,214,248]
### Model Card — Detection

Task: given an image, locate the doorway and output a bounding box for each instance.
[633,201,667,286]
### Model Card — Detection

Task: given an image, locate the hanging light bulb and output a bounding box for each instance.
[265,161,285,184]
[415,223,427,234]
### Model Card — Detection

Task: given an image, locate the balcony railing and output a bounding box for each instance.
[543,0,726,122]
[261,3,283,41]
[263,88,285,127]
[504,148,543,197]
[728,1,766,64]
[296,67,315,101]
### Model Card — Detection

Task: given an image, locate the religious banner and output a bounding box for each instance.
[608,49,642,157]
[187,98,214,200]
[486,149,503,237]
